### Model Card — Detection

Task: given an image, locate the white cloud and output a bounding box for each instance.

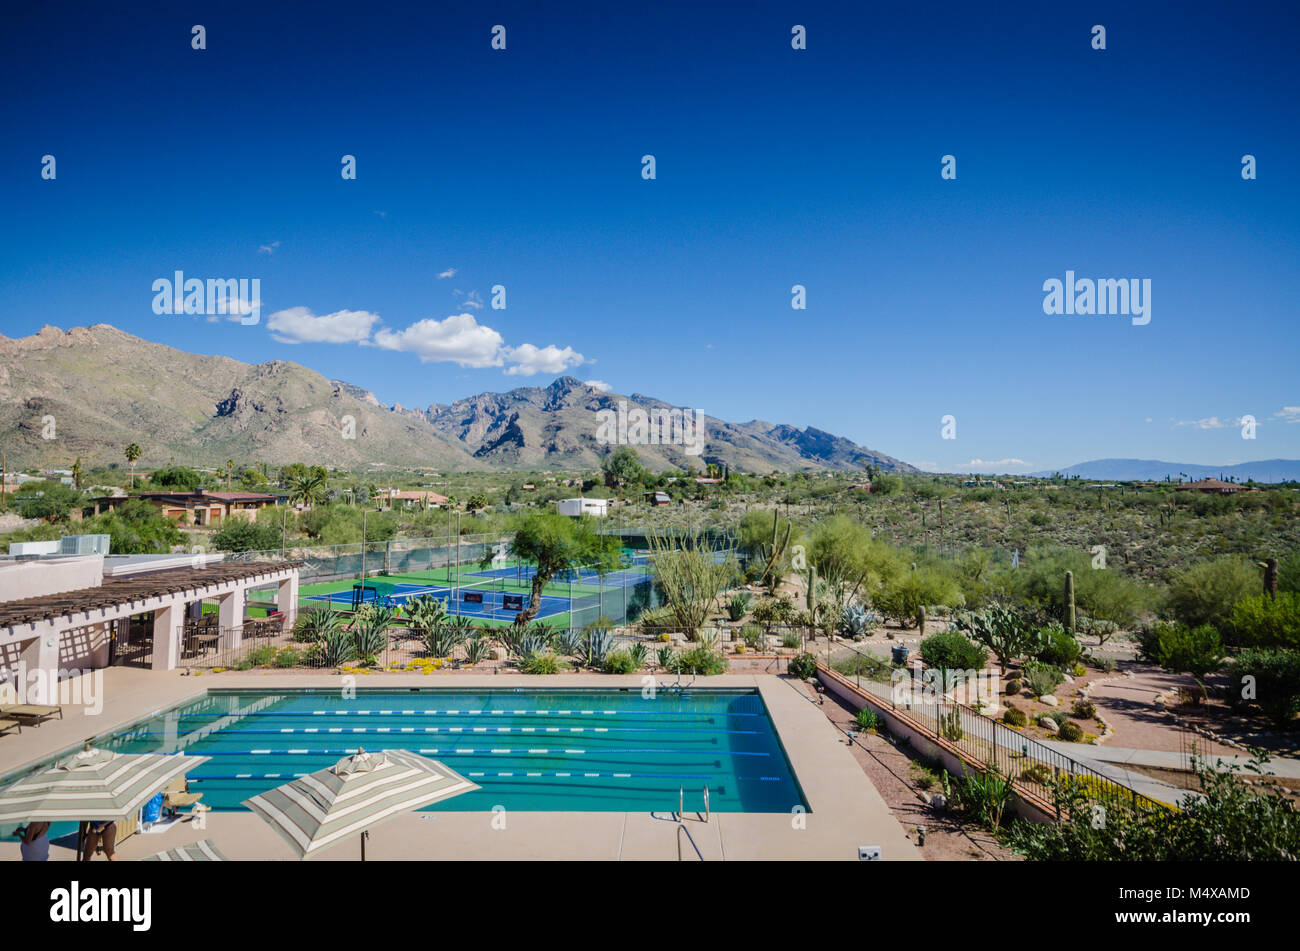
[437,268,456,279]
[266,307,381,344]
[1273,406,1300,423]
[503,343,586,376]
[585,380,612,392]
[454,289,484,309]
[1174,417,1232,430]
[373,313,505,368]
[258,240,281,255]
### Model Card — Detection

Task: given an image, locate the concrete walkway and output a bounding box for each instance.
[1086,663,1241,758]
[1039,742,1300,778]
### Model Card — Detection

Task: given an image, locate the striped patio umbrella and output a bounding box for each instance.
[242,749,478,860]
[143,838,228,861]
[0,746,211,824]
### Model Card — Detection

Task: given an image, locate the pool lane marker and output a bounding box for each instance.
[151,725,761,737]
[196,747,770,757]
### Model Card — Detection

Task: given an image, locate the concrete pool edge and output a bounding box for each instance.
[0,669,920,860]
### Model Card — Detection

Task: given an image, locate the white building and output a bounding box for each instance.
[556,498,608,517]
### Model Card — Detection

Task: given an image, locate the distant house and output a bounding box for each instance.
[644,490,672,506]
[556,498,608,517]
[521,484,536,491]
[92,490,282,526]
[383,489,449,508]
[694,477,723,485]
[847,482,876,493]
[1175,478,1242,495]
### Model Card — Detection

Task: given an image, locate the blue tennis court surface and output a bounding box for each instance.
[304,583,571,620]
[466,561,651,589]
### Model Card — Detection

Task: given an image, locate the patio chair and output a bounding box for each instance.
[0,704,63,726]
[161,775,204,818]
[0,717,21,736]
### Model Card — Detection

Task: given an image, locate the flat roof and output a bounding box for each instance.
[0,560,302,628]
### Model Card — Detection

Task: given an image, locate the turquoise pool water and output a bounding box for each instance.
[98,688,808,814]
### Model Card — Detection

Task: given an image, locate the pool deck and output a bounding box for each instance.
[0,668,919,861]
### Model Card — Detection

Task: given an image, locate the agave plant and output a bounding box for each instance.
[627,641,649,670]
[317,627,356,667]
[446,615,478,641]
[579,627,616,667]
[725,592,753,622]
[656,646,676,670]
[841,603,879,639]
[424,622,470,659]
[351,608,391,663]
[293,606,342,643]
[463,636,492,666]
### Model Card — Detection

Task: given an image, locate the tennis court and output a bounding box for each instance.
[288,547,673,630]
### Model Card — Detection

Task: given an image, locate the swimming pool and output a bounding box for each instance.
[98,688,808,814]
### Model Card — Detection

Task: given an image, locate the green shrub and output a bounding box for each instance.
[675,643,728,676]
[1035,622,1082,670]
[855,708,884,733]
[271,648,301,668]
[1228,649,1300,727]
[741,625,766,651]
[1056,720,1084,742]
[602,648,641,674]
[919,630,988,674]
[1164,556,1259,632]
[782,629,803,649]
[831,652,892,682]
[1229,593,1300,650]
[788,651,819,680]
[1071,699,1097,720]
[939,709,964,742]
[1002,705,1028,727]
[1137,621,1225,689]
[1004,679,1021,696]
[520,649,564,674]
[1021,661,1064,697]
[246,645,277,666]
[656,646,675,670]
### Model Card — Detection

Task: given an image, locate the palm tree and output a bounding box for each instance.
[288,471,328,508]
[71,458,83,491]
[225,459,235,491]
[124,443,142,488]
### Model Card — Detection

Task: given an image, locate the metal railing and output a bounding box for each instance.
[820,642,1170,816]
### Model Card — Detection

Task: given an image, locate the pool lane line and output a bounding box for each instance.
[190,747,771,757]
[140,725,762,737]
[189,771,778,781]
[171,709,763,718]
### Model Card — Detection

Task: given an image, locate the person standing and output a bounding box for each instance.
[19,822,50,862]
[80,820,117,861]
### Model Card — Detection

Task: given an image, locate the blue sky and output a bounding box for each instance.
[1,0,1297,473]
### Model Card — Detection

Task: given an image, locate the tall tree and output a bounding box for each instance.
[508,510,622,624]
[124,443,142,488]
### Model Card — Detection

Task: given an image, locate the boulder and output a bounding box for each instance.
[1040,717,1059,732]
[1040,694,1060,707]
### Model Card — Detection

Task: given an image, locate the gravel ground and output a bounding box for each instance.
[793,678,1019,861]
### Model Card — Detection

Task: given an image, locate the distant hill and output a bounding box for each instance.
[1029,458,1300,483]
[0,324,916,474]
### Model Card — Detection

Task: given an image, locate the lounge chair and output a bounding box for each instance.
[0,704,62,726]
[161,776,203,817]
[0,718,21,736]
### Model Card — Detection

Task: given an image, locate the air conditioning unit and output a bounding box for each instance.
[59,534,112,555]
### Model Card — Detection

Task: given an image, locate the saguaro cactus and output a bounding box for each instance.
[1064,570,1076,634]
[806,564,818,612]
[916,604,926,636]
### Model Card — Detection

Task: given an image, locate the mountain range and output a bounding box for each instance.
[1028,458,1300,483]
[0,325,915,474]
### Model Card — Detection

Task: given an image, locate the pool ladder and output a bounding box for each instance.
[676,784,710,823]
[677,822,705,861]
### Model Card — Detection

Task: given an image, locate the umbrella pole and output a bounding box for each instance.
[76,821,86,861]
[361,829,368,861]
